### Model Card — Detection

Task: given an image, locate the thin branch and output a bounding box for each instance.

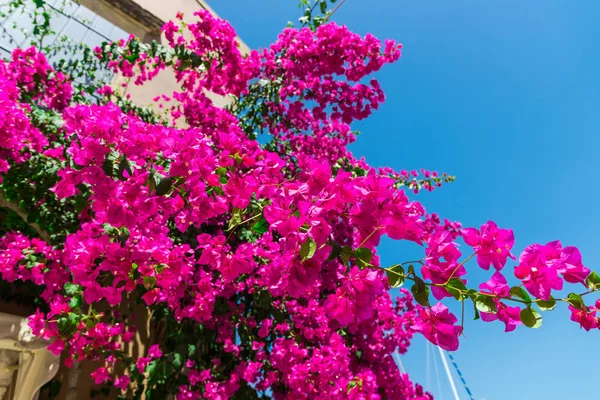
[383,264,600,308]
[326,0,347,21]
[226,212,262,241]
[356,226,381,250]
[444,252,476,285]
[0,190,51,243]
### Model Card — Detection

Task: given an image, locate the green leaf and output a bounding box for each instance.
[475,295,497,314]
[228,208,244,230]
[446,278,467,300]
[411,277,430,307]
[250,216,269,234]
[58,312,79,336]
[354,248,373,269]
[347,380,357,394]
[188,344,197,357]
[84,317,96,329]
[520,307,542,328]
[68,296,82,309]
[386,265,405,288]
[102,223,118,236]
[509,286,532,304]
[172,353,183,369]
[466,288,478,301]
[327,241,342,261]
[57,317,69,335]
[448,278,467,291]
[146,360,158,380]
[64,282,80,296]
[473,303,480,320]
[117,227,130,245]
[155,177,173,196]
[536,297,557,311]
[299,238,317,261]
[143,276,156,288]
[567,293,584,310]
[102,157,115,177]
[585,271,600,290]
[118,158,133,177]
[148,172,160,192]
[215,167,228,177]
[340,246,353,266]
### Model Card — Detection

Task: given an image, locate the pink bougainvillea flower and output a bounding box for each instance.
[136,357,151,373]
[462,221,515,270]
[28,309,45,336]
[148,344,163,358]
[478,272,522,332]
[47,339,65,356]
[515,241,589,300]
[423,231,465,300]
[569,306,596,331]
[413,303,462,351]
[325,267,385,326]
[287,259,321,298]
[114,375,130,390]
[559,246,590,285]
[91,367,111,385]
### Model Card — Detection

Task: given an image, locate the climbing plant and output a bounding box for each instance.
[0,1,598,399]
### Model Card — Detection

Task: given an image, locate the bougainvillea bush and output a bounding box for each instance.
[1,0,599,398]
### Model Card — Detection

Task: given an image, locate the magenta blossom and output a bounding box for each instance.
[515,241,590,300]
[568,306,597,331]
[148,344,163,358]
[114,375,130,390]
[462,221,515,270]
[91,367,111,385]
[478,272,522,332]
[423,231,465,300]
[413,303,462,351]
[325,267,385,326]
[559,246,590,284]
[47,339,65,356]
[136,357,152,373]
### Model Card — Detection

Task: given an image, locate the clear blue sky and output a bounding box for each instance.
[213,1,600,399]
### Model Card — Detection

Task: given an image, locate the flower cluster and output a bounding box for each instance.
[43,98,432,398]
[98,12,404,171]
[6,47,73,110]
[0,6,599,400]
[0,49,55,176]
[255,23,401,165]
